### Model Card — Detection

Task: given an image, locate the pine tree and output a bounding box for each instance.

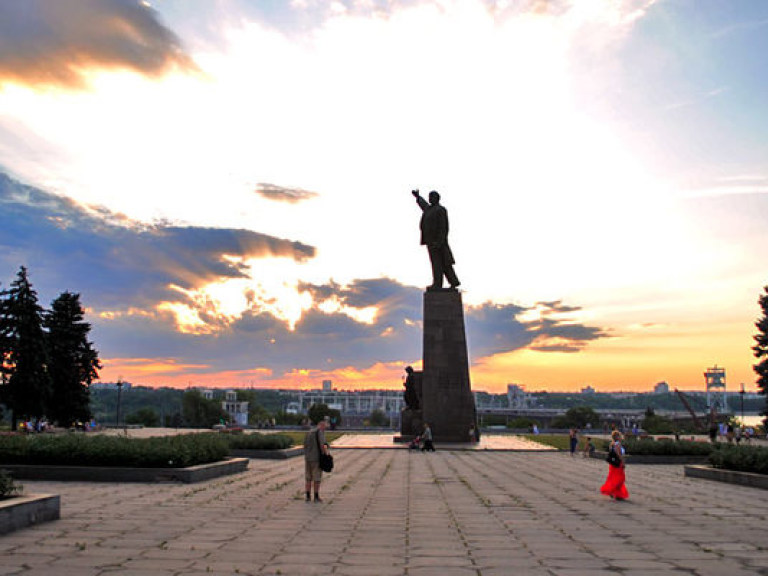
[0,267,52,427]
[753,285,768,429]
[44,291,101,426]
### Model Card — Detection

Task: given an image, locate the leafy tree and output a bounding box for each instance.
[551,406,600,429]
[754,285,768,430]
[506,417,540,429]
[273,410,305,426]
[368,408,388,427]
[181,389,229,428]
[0,267,52,427]
[126,407,161,427]
[307,403,341,426]
[641,407,676,434]
[44,292,101,427]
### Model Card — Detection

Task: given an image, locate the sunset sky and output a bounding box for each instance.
[1,0,767,394]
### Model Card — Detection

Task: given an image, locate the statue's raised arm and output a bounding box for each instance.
[411,189,460,291]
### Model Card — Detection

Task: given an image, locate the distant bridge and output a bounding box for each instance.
[476,407,709,427]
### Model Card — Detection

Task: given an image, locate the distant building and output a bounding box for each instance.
[581,385,596,395]
[507,384,530,409]
[197,388,249,425]
[322,380,333,391]
[92,381,132,391]
[222,390,249,426]
[285,401,301,415]
[654,381,670,394]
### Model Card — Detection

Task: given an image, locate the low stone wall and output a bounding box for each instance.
[592,451,710,465]
[230,447,303,459]
[0,494,60,535]
[1,458,248,483]
[684,465,768,490]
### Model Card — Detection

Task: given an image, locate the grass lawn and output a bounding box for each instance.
[521,434,570,450]
[276,431,344,446]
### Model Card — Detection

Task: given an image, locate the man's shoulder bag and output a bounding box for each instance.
[316,430,334,473]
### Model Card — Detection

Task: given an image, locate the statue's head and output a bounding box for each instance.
[428,190,440,205]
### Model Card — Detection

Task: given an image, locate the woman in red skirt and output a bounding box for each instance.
[600,430,629,500]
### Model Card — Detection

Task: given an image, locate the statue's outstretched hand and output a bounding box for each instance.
[411,189,419,198]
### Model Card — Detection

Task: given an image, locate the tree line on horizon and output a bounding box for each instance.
[0,266,101,428]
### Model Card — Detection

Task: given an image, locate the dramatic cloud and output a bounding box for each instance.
[255,183,319,204]
[467,301,608,357]
[0,0,195,88]
[0,172,315,310]
[0,172,608,387]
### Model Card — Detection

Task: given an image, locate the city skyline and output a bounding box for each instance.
[1,1,767,393]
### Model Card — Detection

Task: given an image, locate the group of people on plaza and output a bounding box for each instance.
[708,421,756,444]
[304,421,630,503]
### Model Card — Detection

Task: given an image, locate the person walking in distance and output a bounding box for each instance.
[303,418,330,502]
[421,422,435,452]
[600,430,629,500]
[569,428,579,457]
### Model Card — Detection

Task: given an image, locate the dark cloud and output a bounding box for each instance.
[92,279,608,378]
[299,278,422,320]
[466,301,608,358]
[0,172,608,379]
[254,183,319,204]
[0,0,196,89]
[0,172,315,309]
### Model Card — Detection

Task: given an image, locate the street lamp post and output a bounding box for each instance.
[740,383,745,423]
[116,379,124,428]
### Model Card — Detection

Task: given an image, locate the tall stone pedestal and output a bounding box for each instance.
[420,290,476,442]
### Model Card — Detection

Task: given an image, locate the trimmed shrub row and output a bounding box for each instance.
[0,433,230,468]
[0,432,299,468]
[709,444,768,475]
[621,438,714,456]
[224,432,293,450]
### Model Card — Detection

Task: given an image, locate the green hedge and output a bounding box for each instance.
[622,438,713,456]
[224,432,293,450]
[709,445,768,475]
[0,433,229,468]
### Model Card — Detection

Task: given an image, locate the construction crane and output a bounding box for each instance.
[675,388,704,430]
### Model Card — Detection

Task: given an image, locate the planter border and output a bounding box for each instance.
[0,494,60,535]
[592,451,710,465]
[0,458,248,484]
[684,465,768,490]
[230,447,303,459]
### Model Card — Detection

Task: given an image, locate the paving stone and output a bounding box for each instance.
[4,440,766,575]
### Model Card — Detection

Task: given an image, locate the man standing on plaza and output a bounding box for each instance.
[303,418,330,502]
[412,189,460,290]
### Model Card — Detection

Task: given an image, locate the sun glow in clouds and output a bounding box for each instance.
[155,257,381,334]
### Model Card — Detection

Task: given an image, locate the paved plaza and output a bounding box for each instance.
[2,441,768,576]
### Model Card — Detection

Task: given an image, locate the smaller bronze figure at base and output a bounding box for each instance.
[403,366,419,410]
